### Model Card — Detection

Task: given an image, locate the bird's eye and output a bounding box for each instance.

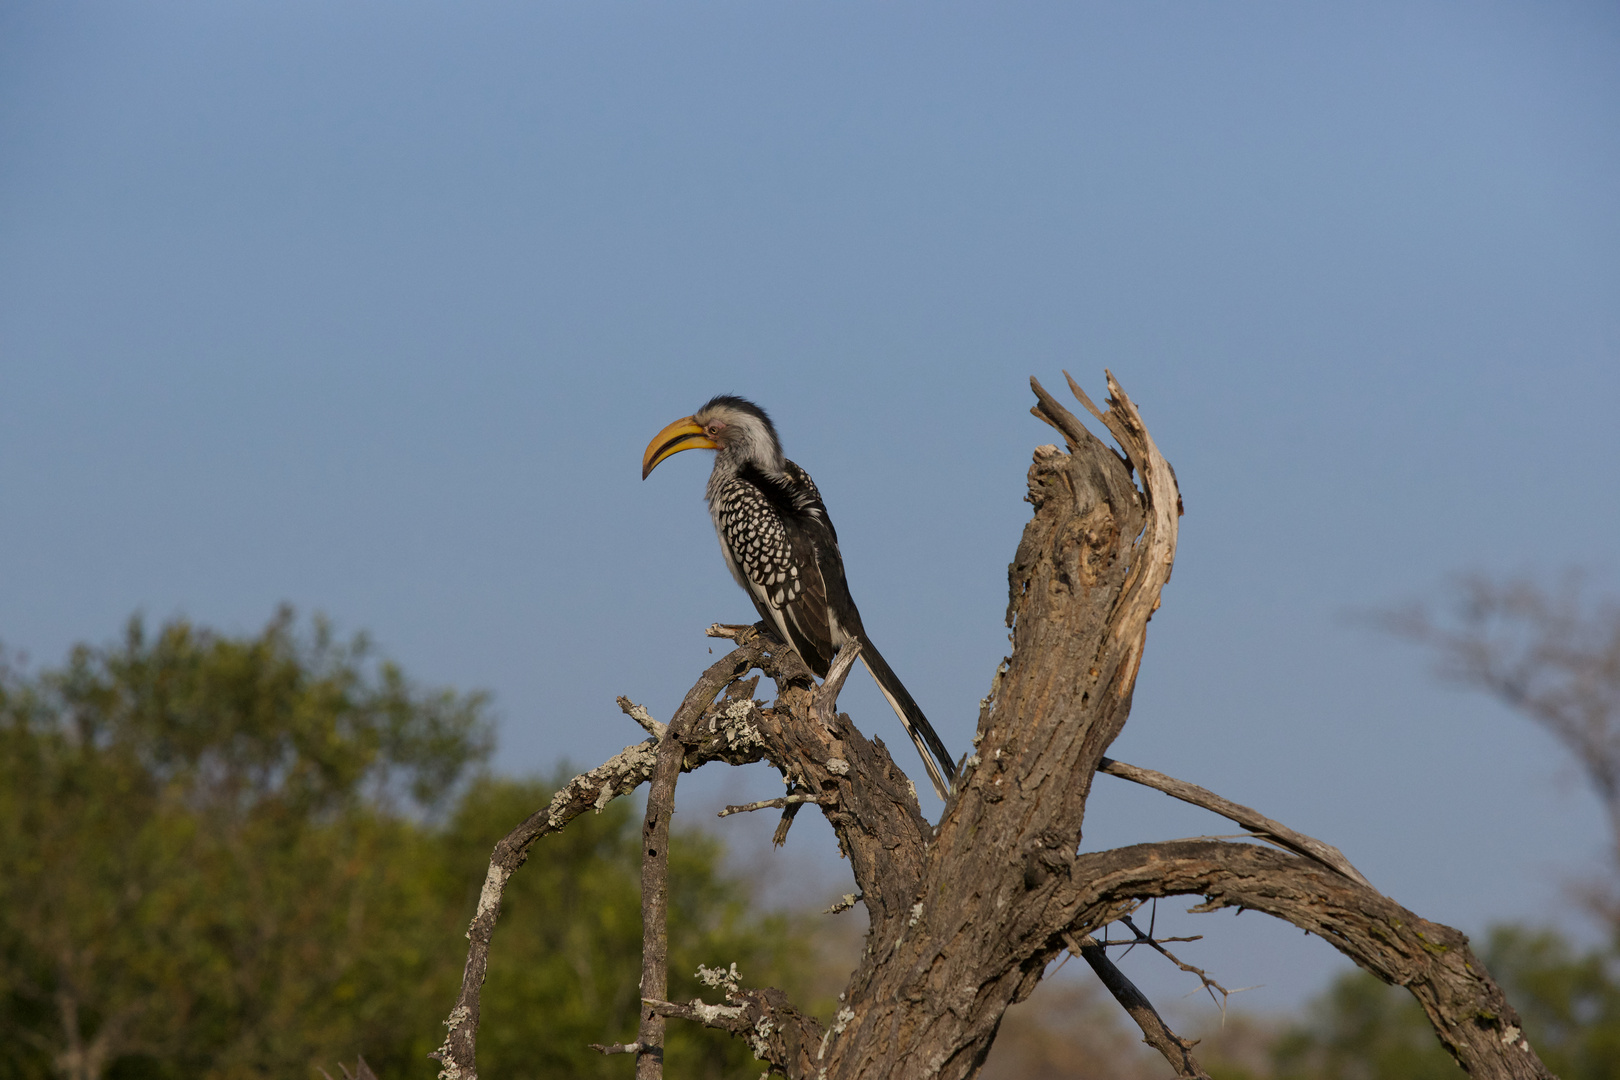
[708,422,723,435]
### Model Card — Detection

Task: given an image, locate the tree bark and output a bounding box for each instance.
[436,372,1553,1080]
[1056,841,1546,1078]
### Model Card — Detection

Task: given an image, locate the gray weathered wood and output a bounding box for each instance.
[1096,756,1374,887]
[435,374,1552,1080]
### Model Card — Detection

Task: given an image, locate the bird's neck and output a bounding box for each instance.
[706,451,783,505]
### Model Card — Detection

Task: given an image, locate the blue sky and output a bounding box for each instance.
[2,1,1617,1011]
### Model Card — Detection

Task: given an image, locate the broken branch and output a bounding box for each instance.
[1068,932,1210,1080]
[1096,756,1373,887]
[811,639,862,724]
[589,1041,648,1056]
[618,696,666,739]
[644,987,825,1078]
[432,642,770,1080]
[717,793,834,818]
[1114,913,1248,1015]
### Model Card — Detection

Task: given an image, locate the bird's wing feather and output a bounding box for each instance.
[716,471,836,674]
[782,460,837,545]
[715,461,955,798]
[777,519,837,673]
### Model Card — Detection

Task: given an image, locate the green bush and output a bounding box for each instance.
[0,611,809,1080]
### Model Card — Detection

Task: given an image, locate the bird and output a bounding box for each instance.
[642,395,956,800]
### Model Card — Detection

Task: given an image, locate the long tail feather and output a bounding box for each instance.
[857,640,955,801]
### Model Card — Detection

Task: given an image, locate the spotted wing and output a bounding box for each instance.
[716,470,837,675]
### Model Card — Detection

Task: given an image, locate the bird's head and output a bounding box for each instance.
[642,395,784,479]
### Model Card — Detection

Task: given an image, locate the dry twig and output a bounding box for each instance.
[588,1041,647,1056]
[1067,932,1210,1080]
[617,696,666,739]
[1097,757,1372,887]
[1113,912,1253,1017]
[717,793,833,817]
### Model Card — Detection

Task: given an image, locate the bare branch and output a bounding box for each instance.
[717,794,833,817]
[430,738,662,1080]
[634,723,681,1079]
[432,642,770,1080]
[1113,913,1249,1015]
[792,375,1546,1080]
[699,634,932,922]
[589,1041,648,1056]
[1058,840,1553,1079]
[824,891,862,914]
[811,639,862,724]
[1028,375,1112,460]
[634,639,776,1079]
[618,696,666,739]
[642,998,744,1026]
[1068,932,1210,1080]
[644,987,826,1078]
[1097,756,1373,887]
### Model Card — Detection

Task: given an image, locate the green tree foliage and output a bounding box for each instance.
[0,611,809,1080]
[441,780,810,1080]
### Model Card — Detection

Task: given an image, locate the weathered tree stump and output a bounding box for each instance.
[434,373,1553,1080]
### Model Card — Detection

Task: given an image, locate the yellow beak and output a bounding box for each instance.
[642,416,718,479]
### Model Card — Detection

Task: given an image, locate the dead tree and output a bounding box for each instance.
[432,373,1554,1080]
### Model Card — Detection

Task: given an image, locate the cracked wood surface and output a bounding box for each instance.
[1057,841,1548,1079]
[434,373,1552,1080]
[812,373,1183,1080]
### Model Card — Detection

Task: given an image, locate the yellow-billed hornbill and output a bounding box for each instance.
[642,395,956,799]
